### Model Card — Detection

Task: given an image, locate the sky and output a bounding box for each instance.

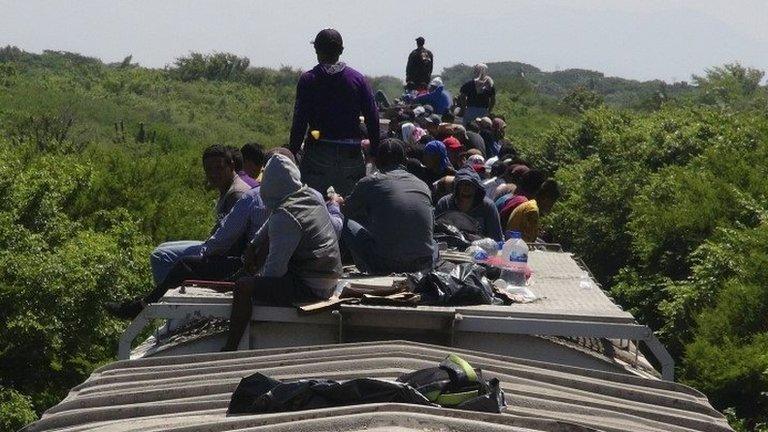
[2,0,767,83]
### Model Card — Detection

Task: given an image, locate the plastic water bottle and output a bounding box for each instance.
[500,231,528,264]
[465,246,488,263]
[471,238,500,255]
[472,250,489,263]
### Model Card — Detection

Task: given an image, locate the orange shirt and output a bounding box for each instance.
[506,199,539,242]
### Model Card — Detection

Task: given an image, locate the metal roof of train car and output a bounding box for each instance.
[118,249,674,380]
[23,341,732,432]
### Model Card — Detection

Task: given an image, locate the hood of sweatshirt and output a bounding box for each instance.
[260,154,303,210]
[317,62,347,76]
[452,166,486,206]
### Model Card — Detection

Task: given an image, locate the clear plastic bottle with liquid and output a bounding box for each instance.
[500,231,528,264]
[495,231,528,287]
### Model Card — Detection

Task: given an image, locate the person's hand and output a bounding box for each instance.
[292,149,303,166]
[328,194,345,206]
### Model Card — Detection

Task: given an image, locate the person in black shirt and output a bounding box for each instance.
[459,63,496,125]
[406,37,433,90]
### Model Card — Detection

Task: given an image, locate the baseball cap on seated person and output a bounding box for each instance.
[443,136,463,151]
[429,77,443,88]
[471,163,486,175]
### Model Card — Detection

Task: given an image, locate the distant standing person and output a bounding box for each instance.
[459,63,496,125]
[406,36,433,89]
[289,28,379,196]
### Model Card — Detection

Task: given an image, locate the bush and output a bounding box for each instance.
[0,387,37,432]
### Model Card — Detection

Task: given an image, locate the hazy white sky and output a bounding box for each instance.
[2,0,767,82]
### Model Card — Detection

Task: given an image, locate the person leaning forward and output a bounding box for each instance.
[289,28,380,196]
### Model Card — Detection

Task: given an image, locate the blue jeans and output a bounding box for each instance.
[300,142,366,197]
[342,220,435,275]
[150,240,204,285]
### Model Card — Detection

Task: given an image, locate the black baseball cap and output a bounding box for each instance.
[311,28,343,53]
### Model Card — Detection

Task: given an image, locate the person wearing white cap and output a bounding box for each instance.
[458,63,496,125]
[406,76,452,115]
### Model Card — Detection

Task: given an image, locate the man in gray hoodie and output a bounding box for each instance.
[223,154,342,351]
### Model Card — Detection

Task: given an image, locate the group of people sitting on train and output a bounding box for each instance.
[105,28,559,352]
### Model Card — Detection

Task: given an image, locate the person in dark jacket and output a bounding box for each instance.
[342,139,436,274]
[406,36,433,89]
[475,117,500,158]
[457,125,487,158]
[459,63,496,125]
[435,167,503,241]
[289,28,379,196]
[223,154,342,351]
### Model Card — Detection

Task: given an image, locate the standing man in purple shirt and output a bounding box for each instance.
[289,28,380,196]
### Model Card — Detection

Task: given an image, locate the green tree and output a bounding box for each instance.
[0,388,37,432]
[692,63,765,105]
[560,86,604,113]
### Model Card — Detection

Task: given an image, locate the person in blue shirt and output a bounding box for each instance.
[106,186,269,319]
[407,77,452,115]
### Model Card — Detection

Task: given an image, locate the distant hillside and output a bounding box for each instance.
[440,61,694,107]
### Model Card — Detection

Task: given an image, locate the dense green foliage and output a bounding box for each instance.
[513,73,768,429]
[441,61,694,109]
[0,46,766,430]
[0,47,299,429]
[0,388,36,432]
